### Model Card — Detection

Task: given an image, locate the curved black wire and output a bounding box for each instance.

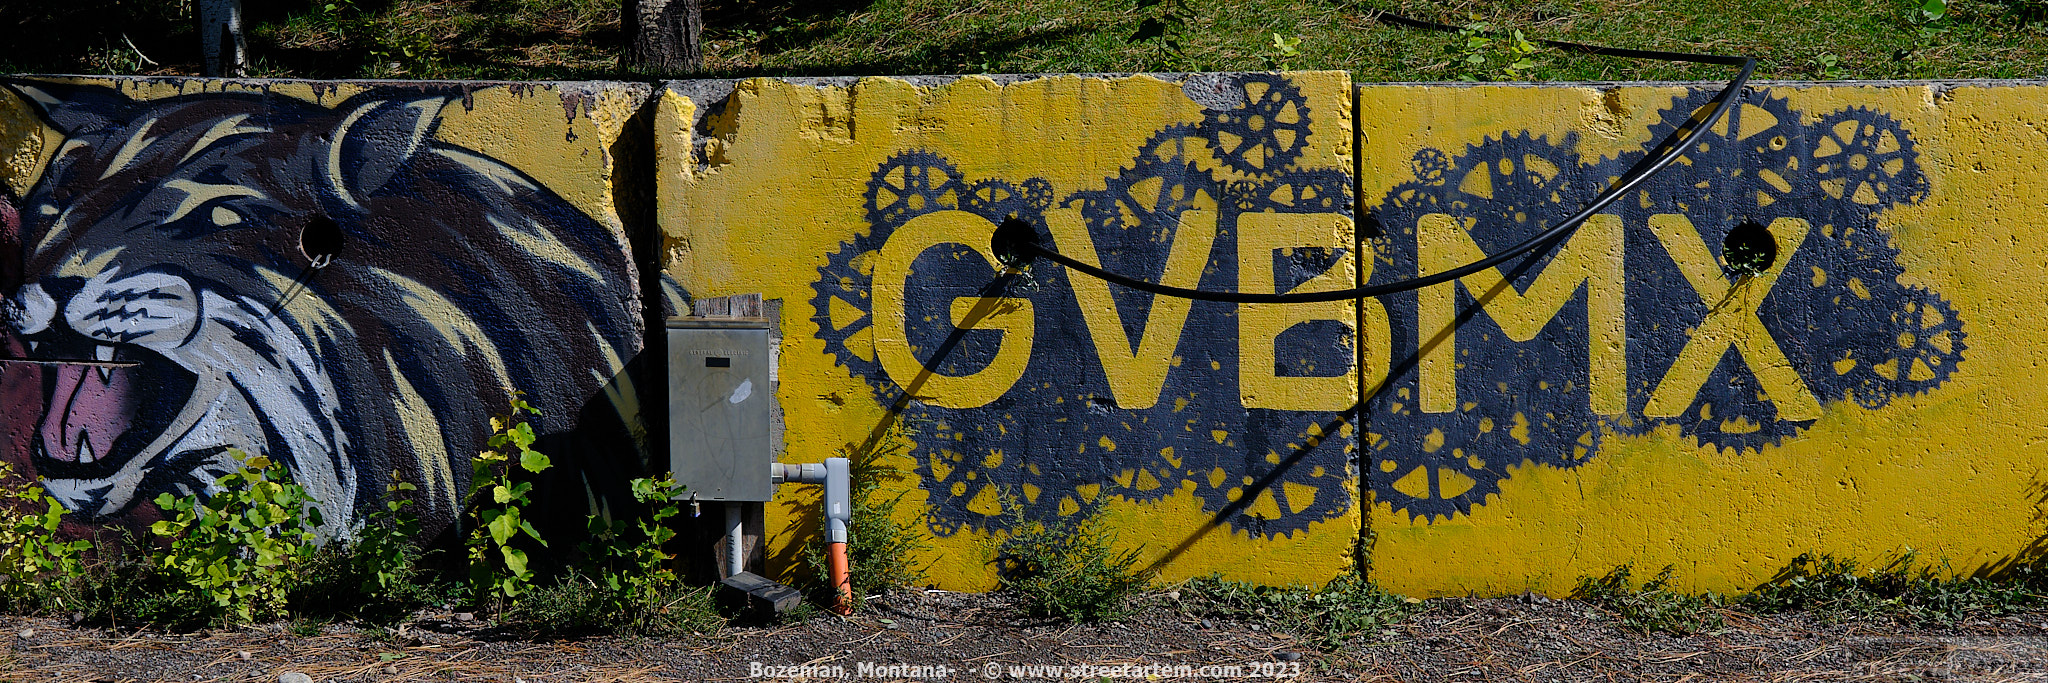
[1013,12,1757,304]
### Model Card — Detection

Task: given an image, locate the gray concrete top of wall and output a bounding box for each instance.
[660,72,1289,130]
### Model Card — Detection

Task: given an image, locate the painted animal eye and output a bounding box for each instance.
[38,204,56,215]
[211,206,242,226]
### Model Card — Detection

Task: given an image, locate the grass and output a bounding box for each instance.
[4,0,2047,81]
[501,572,724,637]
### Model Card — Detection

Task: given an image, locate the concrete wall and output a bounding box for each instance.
[660,73,1363,589]
[2,73,2041,595]
[1361,82,2034,596]
[0,78,666,543]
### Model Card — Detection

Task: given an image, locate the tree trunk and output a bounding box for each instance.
[623,0,703,75]
[198,0,246,77]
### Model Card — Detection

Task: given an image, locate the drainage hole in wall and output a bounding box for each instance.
[1722,220,1776,277]
[300,215,345,265]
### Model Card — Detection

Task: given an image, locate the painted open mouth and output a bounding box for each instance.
[26,337,197,482]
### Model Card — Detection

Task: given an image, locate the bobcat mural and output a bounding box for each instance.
[0,82,644,539]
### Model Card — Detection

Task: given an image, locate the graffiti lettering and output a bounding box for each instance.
[873,210,1035,409]
[1417,213,1625,415]
[814,77,1360,537]
[1642,215,1820,421]
[1372,95,1961,521]
[1043,207,1214,411]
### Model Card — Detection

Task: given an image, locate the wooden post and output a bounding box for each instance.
[623,0,703,75]
[198,0,247,77]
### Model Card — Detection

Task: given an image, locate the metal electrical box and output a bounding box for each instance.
[667,317,774,501]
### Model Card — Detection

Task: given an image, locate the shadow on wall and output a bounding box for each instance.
[1971,475,2048,581]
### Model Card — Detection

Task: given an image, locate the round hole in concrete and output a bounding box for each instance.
[991,216,1037,269]
[1722,220,1776,276]
[300,215,344,264]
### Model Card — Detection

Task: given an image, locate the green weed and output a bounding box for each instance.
[466,395,553,606]
[992,497,1147,623]
[285,471,453,624]
[1177,572,1415,651]
[1447,14,1544,81]
[1743,551,2046,625]
[0,462,91,613]
[60,536,220,631]
[503,572,722,637]
[150,452,326,626]
[1576,565,1727,635]
[803,426,932,610]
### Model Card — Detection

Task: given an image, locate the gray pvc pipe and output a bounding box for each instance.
[726,502,744,577]
[823,457,850,544]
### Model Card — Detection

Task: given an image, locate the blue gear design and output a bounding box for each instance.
[1366,132,1601,522]
[1200,74,1312,178]
[863,150,965,227]
[1371,89,1963,521]
[1809,108,1927,213]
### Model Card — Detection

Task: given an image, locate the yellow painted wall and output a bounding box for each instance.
[661,73,1363,591]
[10,72,2041,596]
[1358,82,2047,596]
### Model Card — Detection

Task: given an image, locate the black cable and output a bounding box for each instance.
[1006,11,1756,304]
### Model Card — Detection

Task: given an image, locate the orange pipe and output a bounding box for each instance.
[828,541,853,614]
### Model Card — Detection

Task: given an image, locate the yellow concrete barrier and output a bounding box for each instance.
[1359,82,2035,595]
[660,73,1364,590]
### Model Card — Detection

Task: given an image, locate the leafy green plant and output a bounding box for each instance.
[1131,0,1198,68]
[1266,33,1303,71]
[579,477,687,616]
[1576,565,1726,635]
[1449,14,1543,81]
[356,470,424,595]
[58,537,216,630]
[0,463,91,612]
[993,496,1147,623]
[1815,53,1847,78]
[286,469,450,623]
[149,452,325,625]
[1918,0,1950,23]
[803,427,932,610]
[466,396,552,605]
[1178,572,1415,651]
[506,474,722,636]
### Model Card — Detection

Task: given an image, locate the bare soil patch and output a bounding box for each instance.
[7,591,2048,682]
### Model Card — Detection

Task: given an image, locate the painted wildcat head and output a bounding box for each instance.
[0,82,641,538]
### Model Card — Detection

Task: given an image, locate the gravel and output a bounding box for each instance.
[5,591,2048,681]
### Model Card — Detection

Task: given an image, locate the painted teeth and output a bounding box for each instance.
[77,432,95,464]
[26,341,38,353]
[95,345,115,381]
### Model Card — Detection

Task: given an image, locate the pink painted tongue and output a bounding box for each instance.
[39,363,136,465]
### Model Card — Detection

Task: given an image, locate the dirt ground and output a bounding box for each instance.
[6,590,2048,682]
